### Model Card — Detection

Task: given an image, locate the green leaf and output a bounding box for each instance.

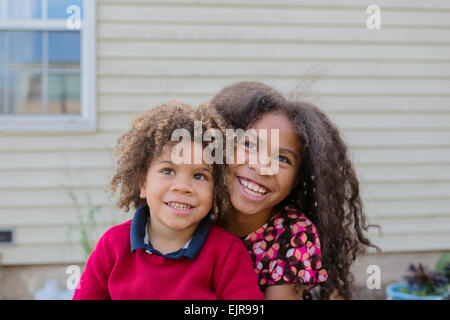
[435,252,450,274]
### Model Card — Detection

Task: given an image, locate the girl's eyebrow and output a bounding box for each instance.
[279,148,299,161]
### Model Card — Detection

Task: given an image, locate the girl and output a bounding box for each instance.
[212,81,379,300]
[73,101,264,300]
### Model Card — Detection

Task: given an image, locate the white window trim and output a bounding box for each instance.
[0,0,96,132]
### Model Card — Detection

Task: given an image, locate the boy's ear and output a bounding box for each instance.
[139,178,146,199]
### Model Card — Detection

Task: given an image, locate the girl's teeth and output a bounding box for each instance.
[240,178,267,195]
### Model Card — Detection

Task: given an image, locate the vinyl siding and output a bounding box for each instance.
[1,0,449,265]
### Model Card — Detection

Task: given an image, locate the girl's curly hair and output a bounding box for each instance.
[108,100,231,221]
[212,81,380,299]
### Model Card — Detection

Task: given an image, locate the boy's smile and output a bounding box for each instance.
[139,142,214,244]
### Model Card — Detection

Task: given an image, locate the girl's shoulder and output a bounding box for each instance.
[282,208,319,237]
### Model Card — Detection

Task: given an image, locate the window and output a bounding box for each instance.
[0,0,96,131]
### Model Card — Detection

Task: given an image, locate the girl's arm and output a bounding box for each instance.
[265,283,305,300]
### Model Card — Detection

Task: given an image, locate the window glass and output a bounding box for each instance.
[48,32,80,68]
[47,73,80,114]
[7,0,42,20]
[7,71,43,114]
[47,0,83,19]
[7,31,43,68]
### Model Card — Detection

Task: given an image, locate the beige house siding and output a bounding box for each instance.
[1,0,450,265]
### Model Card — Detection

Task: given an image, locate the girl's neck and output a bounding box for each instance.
[224,206,279,238]
[147,221,197,255]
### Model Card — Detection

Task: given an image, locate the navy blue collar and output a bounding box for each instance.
[130,204,211,260]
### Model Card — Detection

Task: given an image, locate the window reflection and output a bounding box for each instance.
[48,73,80,114]
[48,32,80,68]
[8,71,42,114]
[7,0,42,20]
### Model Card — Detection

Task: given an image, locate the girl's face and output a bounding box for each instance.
[139,142,215,232]
[228,112,301,216]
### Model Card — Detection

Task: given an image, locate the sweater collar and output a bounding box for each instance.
[130,204,211,260]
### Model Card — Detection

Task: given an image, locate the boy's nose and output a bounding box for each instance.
[171,176,193,194]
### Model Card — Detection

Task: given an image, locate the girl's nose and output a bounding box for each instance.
[247,156,277,176]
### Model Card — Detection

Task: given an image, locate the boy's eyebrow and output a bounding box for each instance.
[156,159,213,172]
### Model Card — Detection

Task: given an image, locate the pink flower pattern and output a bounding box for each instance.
[242,208,328,290]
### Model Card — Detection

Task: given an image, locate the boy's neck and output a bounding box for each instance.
[224,206,278,238]
[147,221,198,255]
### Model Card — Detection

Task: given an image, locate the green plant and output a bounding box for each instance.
[65,188,102,260]
[402,262,449,298]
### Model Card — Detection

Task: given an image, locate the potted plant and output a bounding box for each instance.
[386,253,450,300]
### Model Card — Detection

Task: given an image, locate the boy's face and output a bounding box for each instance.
[139,142,215,233]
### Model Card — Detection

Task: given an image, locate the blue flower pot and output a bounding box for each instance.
[386,282,445,300]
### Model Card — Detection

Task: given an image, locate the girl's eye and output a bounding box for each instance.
[193,173,207,181]
[277,155,292,165]
[161,168,175,175]
[244,140,258,151]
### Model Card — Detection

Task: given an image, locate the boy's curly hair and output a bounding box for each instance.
[212,81,381,299]
[108,101,231,221]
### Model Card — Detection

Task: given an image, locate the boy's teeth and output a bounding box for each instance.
[167,202,191,209]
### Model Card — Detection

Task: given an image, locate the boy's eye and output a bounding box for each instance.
[161,168,175,175]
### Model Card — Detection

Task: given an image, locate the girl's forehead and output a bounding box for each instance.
[251,112,301,149]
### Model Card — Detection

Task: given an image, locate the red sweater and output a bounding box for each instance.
[72,220,264,300]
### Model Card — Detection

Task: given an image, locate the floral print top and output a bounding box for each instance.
[241,207,328,291]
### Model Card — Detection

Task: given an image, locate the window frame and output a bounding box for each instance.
[0,0,96,132]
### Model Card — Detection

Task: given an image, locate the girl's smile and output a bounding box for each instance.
[227,112,301,218]
[236,176,271,201]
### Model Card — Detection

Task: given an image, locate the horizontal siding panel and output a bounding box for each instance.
[0,244,86,265]
[365,198,450,218]
[368,216,450,234]
[98,59,450,78]
[98,4,450,27]
[0,151,114,169]
[0,132,120,151]
[320,96,450,113]
[98,95,450,113]
[369,233,450,252]
[357,164,450,182]
[98,113,450,131]
[98,23,450,44]
[0,205,127,227]
[98,41,450,60]
[361,181,450,199]
[351,147,450,164]
[98,77,450,95]
[15,224,112,246]
[0,189,109,207]
[342,131,450,147]
[329,113,450,130]
[99,0,450,10]
[0,168,113,188]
